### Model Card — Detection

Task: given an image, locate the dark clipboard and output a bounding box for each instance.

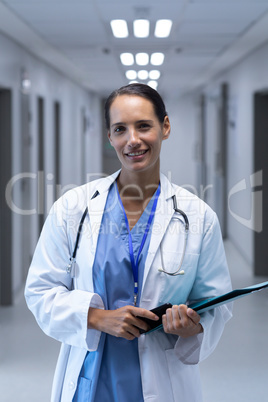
[143,281,268,334]
[189,280,268,313]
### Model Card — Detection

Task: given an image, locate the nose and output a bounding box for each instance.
[127,128,141,148]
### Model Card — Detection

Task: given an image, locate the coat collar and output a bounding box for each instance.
[89,170,176,200]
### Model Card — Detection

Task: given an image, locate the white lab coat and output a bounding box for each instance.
[25,171,232,402]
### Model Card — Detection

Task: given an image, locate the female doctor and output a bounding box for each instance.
[25,83,232,402]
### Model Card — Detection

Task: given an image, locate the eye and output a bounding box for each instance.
[114,126,125,134]
[139,123,151,130]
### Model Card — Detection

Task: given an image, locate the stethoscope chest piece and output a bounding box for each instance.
[158,266,185,275]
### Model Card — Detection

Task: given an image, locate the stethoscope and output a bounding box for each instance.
[158,195,189,276]
[66,191,189,278]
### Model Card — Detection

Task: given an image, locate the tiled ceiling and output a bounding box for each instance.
[1,0,268,97]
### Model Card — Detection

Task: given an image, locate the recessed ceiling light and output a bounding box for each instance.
[147,80,158,90]
[110,20,128,38]
[136,53,149,66]
[120,53,134,66]
[133,19,150,38]
[138,70,149,80]
[150,53,165,66]
[149,70,161,80]
[126,70,137,80]
[154,19,173,38]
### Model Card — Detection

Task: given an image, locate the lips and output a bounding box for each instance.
[126,150,148,157]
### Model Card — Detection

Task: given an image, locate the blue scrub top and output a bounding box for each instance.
[73,182,157,402]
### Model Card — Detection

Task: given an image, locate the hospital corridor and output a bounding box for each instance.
[1,0,268,401]
[1,241,268,401]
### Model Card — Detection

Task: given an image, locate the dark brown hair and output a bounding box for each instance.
[104,83,168,129]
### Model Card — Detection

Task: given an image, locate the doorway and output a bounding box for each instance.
[215,83,228,238]
[254,92,268,275]
[21,92,32,280]
[54,101,61,200]
[37,97,45,233]
[203,84,228,238]
[196,94,207,200]
[0,89,12,305]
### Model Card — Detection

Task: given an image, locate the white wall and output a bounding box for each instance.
[0,32,102,296]
[166,40,268,267]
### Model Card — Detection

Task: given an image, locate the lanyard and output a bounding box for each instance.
[116,182,161,306]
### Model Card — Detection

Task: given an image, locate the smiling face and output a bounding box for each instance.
[108,94,170,181]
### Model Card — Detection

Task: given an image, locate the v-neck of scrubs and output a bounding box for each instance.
[113,182,157,234]
[73,182,159,402]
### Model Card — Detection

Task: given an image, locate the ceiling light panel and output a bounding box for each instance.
[126,70,137,80]
[110,19,128,38]
[120,53,134,65]
[136,53,149,66]
[138,70,149,80]
[133,19,150,38]
[154,19,173,38]
[150,53,165,66]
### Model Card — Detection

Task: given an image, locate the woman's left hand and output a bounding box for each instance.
[162,304,203,338]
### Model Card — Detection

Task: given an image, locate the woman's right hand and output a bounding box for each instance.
[87,306,159,340]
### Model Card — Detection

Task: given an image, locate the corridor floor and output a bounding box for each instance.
[0,241,267,401]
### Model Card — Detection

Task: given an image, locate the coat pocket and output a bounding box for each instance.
[164,348,202,402]
[73,377,92,402]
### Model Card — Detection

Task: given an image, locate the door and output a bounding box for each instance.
[21,92,33,280]
[0,89,12,305]
[204,84,228,238]
[214,83,228,238]
[196,94,207,200]
[254,92,268,275]
[37,97,45,233]
[54,101,61,200]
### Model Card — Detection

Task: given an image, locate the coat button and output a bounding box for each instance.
[69,381,75,390]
